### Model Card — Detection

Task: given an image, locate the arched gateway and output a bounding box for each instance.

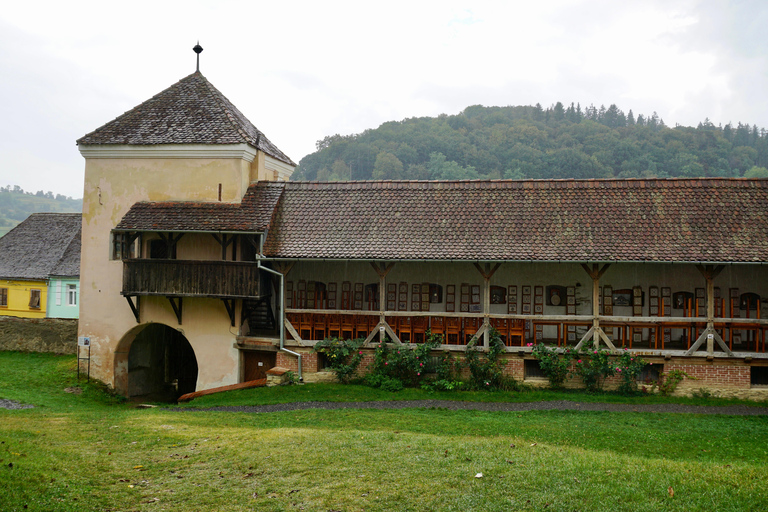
[114,323,198,401]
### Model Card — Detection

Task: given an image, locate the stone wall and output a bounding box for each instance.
[0,316,78,354]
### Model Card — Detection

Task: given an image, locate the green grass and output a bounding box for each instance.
[1,351,768,511]
[177,378,767,409]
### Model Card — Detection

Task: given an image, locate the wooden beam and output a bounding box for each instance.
[284,318,302,343]
[222,299,236,327]
[125,296,140,323]
[273,260,295,276]
[167,297,183,325]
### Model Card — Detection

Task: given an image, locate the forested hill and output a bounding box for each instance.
[0,186,82,237]
[292,103,768,182]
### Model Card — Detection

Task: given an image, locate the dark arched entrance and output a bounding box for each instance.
[121,323,198,401]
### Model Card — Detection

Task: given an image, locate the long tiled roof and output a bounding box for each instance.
[76,72,295,166]
[0,213,82,280]
[262,178,768,263]
[116,181,284,233]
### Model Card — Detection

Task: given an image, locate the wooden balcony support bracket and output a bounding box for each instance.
[167,296,183,325]
[158,232,184,257]
[125,295,140,323]
[579,262,612,350]
[221,298,236,327]
[272,261,295,276]
[363,320,402,345]
[211,233,236,261]
[688,264,731,356]
[284,316,302,343]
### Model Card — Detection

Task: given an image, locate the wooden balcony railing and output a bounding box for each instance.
[122,259,264,299]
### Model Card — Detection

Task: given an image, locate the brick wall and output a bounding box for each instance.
[0,316,78,354]
[665,361,751,390]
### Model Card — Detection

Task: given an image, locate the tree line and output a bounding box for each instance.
[292,102,768,182]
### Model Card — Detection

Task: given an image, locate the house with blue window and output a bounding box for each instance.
[0,213,81,319]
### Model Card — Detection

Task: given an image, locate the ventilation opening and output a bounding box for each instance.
[637,363,661,386]
[751,366,768,387]
[524,359,546,379]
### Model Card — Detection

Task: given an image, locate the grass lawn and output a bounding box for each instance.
[1,351,767,511]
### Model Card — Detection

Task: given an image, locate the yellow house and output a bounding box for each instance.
[0,279,47,319]
[0,213,81,319]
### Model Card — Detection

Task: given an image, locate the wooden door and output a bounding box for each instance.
[243,351,276,382]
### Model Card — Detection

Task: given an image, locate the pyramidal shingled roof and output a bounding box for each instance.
[76,72,295,166]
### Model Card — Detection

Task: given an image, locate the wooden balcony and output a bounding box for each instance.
[122,259,264,299]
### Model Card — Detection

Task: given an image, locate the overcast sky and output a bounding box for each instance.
[1,0,766,198]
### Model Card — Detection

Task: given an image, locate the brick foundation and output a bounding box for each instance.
[277,346,768,399]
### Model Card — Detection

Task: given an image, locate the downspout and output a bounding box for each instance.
[256,234,302,381]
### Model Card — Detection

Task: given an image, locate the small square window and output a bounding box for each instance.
[751,367,768,387]
[524,359,546,379]
[0,287,7,307]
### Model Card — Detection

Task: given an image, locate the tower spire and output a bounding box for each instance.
[193,42,203,72]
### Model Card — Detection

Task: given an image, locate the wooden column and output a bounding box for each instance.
[370,262,397,343]
[687,265,731,356]
[473,262,501,348]
[576,263,614,351]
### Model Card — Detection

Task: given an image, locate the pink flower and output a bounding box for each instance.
[359,351,363,355]
[417,372,421,376]
[617,368,622,372]
[385,362,388,366]
[593,350,597,354]
[578,359,582,363]
[526,343,533,347]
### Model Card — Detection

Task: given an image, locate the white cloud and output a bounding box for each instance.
[1,0,768,197]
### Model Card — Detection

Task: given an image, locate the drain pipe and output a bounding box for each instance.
[256,257,302,381]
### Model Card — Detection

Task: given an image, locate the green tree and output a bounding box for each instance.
[744,166,768,178]
[372,151,404,180]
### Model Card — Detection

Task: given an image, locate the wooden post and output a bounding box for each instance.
[576,263,613,351]
[688,265,730,356]
[370,262,395,341]
[473,262,501,348]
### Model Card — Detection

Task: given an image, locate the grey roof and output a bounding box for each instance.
[0,213,82,280]
[76,72,295,166]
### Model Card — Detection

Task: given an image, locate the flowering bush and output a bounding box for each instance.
[573,347,615,392]
[313,337,365,383]
[614,349,647,395]
[531,343,573,389]
[464,328,516,390]
[367,331,442,389]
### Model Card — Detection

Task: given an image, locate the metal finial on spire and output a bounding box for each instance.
[193,42,203,72]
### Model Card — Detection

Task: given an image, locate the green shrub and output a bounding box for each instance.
[614,349,647,395]
[573,347,615,392]
[313,337,365,383]
[367,332,442,390]
[531,343,573,389]
[464,328,514,390]
[658,369,693,396]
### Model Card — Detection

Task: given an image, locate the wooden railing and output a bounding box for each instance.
[283,308,768,353]
[122,259,264,299]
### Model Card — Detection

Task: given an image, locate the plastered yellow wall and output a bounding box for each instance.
[0,280,47,318]
[78,154,263,392]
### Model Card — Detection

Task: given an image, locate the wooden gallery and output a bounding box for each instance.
[76,71,768,400]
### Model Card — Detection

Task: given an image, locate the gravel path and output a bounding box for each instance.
[174,400,768,416]
[0,399,34,410]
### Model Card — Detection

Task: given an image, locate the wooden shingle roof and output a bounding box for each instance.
[262,178,768,263]
[0,213,82,280]
[76,72,295,166]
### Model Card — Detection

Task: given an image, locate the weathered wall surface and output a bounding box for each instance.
[0,316,78,354]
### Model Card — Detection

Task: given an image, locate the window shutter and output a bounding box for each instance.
[55,281,62,306]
